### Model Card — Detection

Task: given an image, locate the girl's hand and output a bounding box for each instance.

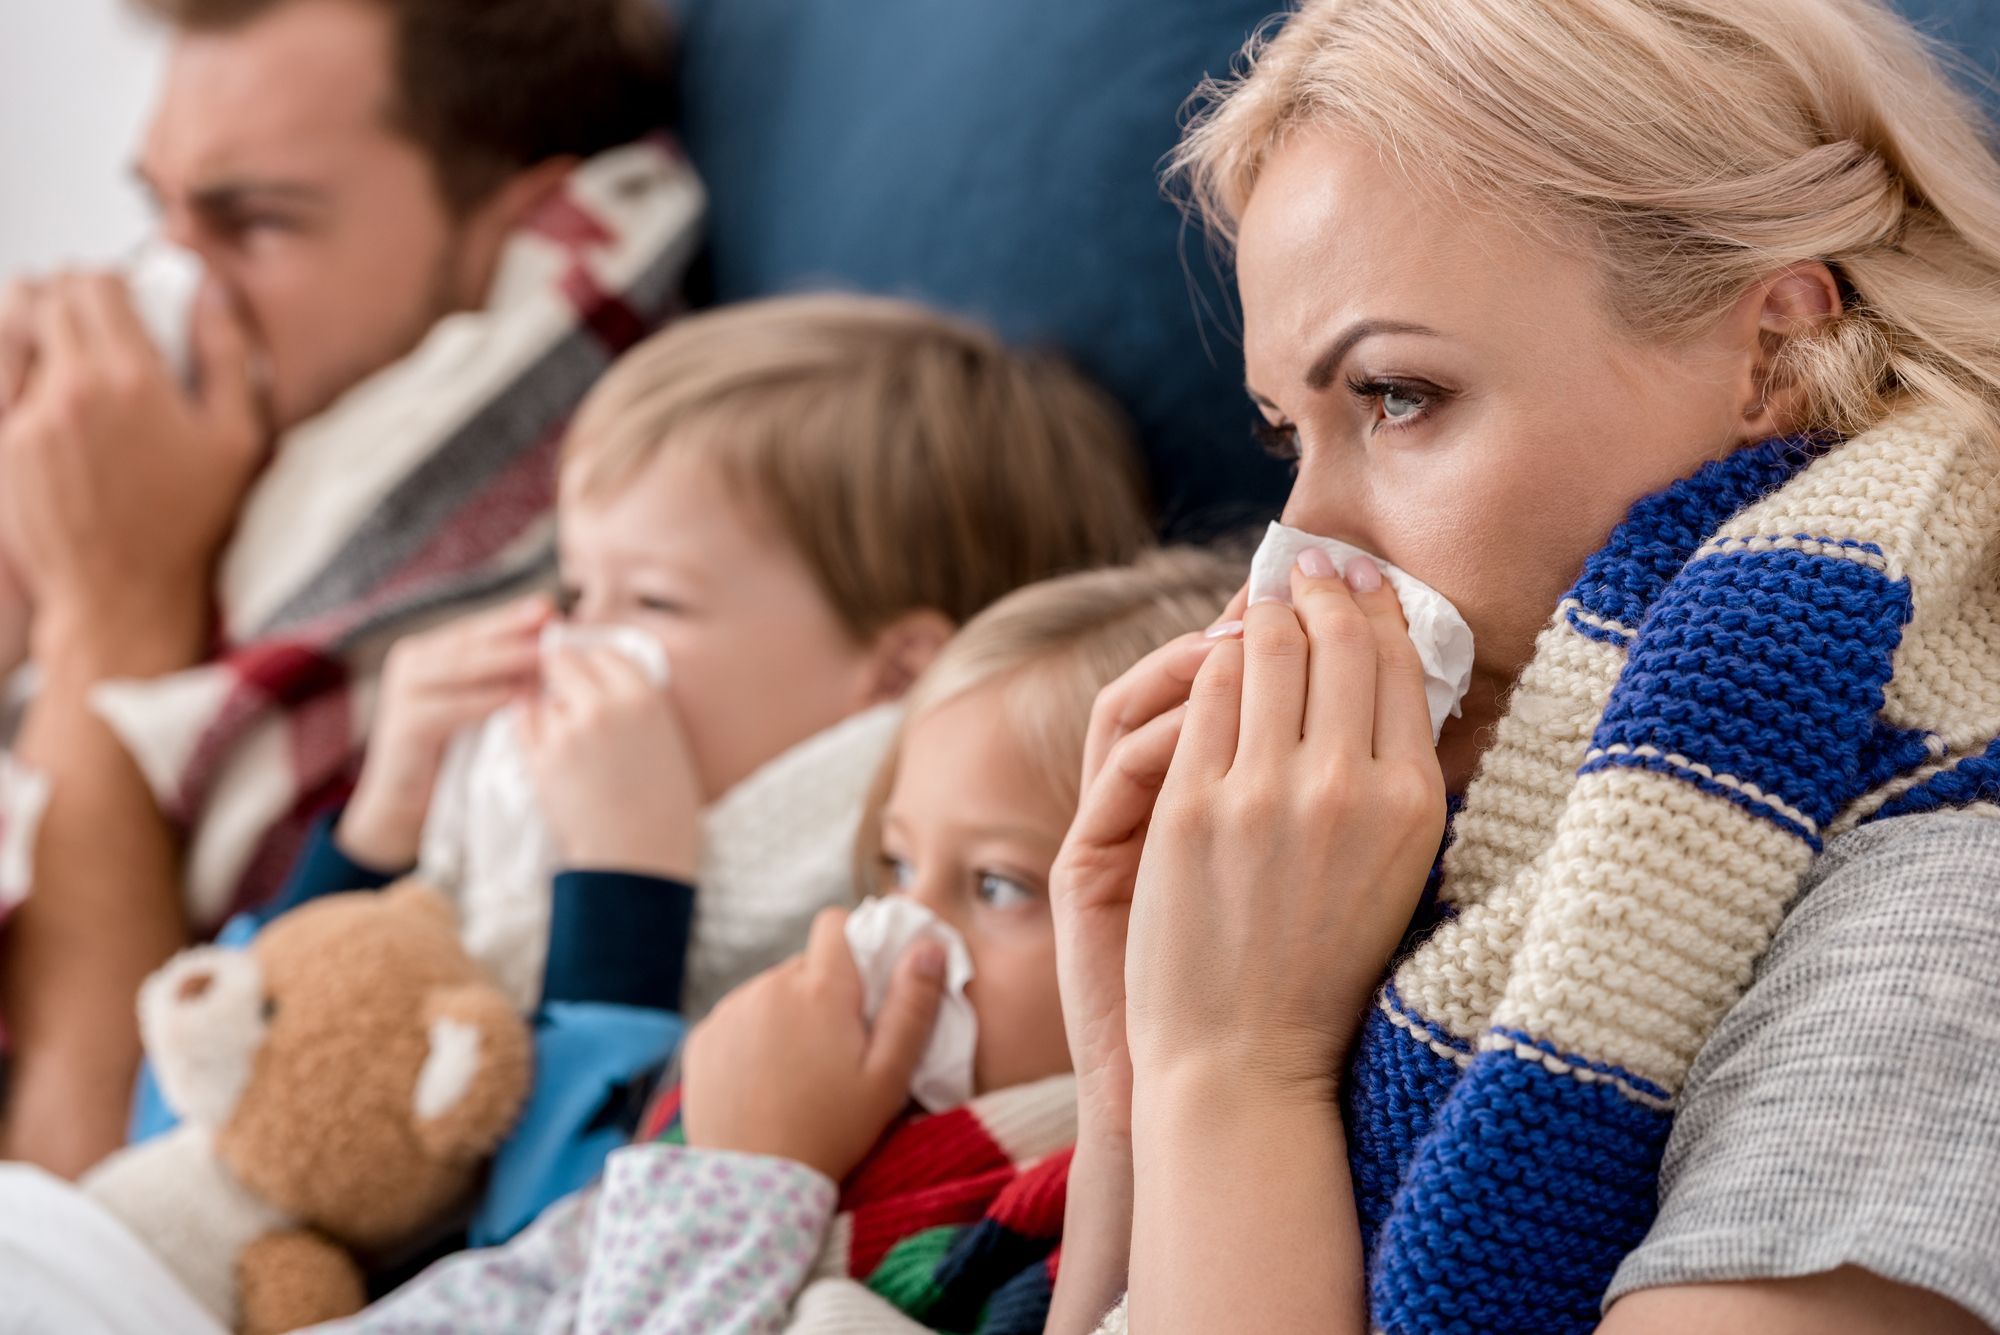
[339,596,551,868]
[521,643,703,881]
[680,908,947,1182]
[1126,555,1445,1104]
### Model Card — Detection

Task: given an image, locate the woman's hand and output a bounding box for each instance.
[338,596,550,868]
[1044,596,1243,1335]
[1127,554,1445,1101]
[680,908,946,1182]
[1050,622,1240,1145]
[521,642,704,881]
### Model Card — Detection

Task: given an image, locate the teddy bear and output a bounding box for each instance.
[81,883,533,1335]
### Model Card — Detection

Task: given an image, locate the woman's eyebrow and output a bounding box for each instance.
[1304,318,1443,390]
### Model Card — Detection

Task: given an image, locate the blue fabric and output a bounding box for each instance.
[544,870,695,1011]
[253,810,403,928]
[666,0,1293,538]
[471,1000,685,1246]
[1897,0,2000,115]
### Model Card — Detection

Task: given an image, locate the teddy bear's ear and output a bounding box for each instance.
[409,983,532,1161]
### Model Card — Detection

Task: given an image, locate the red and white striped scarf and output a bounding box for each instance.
[69,139,704,934]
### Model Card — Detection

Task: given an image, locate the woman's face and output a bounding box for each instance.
[1236,134,1769,771]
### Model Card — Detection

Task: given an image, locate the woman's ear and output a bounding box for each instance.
[1743,261,1843,440]
[854,609,956,708]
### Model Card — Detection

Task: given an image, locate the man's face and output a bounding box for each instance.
[137,0,484,430]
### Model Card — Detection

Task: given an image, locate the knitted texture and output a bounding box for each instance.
[1358,409,2000,1334]
[642,1074,1076,1334]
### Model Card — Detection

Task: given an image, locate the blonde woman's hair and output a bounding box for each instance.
[853,546,1242,883]
[1170,0,2000,444]
[562,293,1156,637]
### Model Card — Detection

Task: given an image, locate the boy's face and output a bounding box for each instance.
[875,682,1074,1095]
[557,452,880,802]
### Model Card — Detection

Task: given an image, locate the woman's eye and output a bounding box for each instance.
[879,855,915,891]
[975,873,1035,911]
[1348,377,1441,429]
[1382,388,1425,420]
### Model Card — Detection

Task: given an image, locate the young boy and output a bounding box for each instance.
[217,292,1157,1246]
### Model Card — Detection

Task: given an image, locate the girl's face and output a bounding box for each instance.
[558,451,883,802]
[1234,133,1771,782]
[874,682,1075,1095]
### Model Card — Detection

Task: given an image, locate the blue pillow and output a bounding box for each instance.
[670,0,1293,538]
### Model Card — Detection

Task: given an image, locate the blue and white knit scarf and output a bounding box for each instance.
[1352,406,2000,1334]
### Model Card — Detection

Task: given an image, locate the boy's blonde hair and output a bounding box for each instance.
[562,293,1157,638]
[854,546,1242,881]
[1171,0,2000,448]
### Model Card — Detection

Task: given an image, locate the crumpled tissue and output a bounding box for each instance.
[844,895,978,1113]
[1246,521,1475,741]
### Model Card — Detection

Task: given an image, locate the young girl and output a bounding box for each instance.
[133,292,1156,1246]
[321,547,1242,1334]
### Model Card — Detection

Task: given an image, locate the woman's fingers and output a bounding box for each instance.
[1173,635,1245,783]
[1081,632,1224,784]
[1291,557,1378,760]
[1342,559,1436,759]
[1068,704,1187,854]
[1235,592,1309,768]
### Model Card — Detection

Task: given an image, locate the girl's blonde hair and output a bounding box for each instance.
[563,293,1156,638]
[1171,0,2000,444]
[854,546,1242,881]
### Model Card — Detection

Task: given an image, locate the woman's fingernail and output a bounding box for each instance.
[1249,593,1290,608]
[911,941,947,981]
[1297,547,1337,580]
[1204,619,1245,640]
[1346,555,1384,593]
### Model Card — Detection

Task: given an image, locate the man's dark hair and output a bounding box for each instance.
[135,0,673,212]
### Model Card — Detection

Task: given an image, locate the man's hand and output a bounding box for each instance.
[680,909,946,1182]
[0,271,267,673]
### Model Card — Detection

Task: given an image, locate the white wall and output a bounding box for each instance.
[0,1,166,275]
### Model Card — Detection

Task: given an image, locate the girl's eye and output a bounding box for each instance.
[975,873,1036,911]
[635,595,685,615]
[878,855,915,891]
[554,584,582,617]
[1253,417,1302,463]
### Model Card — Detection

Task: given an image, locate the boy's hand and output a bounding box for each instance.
[521,642,702,881]
[338,596,551,868]
[680,908,947,1182]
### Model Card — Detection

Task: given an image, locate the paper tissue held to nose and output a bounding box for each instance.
[845,896,978,1113]
[1246,521,1475,742]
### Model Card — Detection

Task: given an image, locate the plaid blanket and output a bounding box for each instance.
[58,140,704,934]
[642,1073,1077,1335]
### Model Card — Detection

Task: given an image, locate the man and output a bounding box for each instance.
[0,0,692,1175]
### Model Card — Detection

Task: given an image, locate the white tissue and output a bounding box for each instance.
[538,621,671,685]
[418,620,672,1011]
[1246,521,1475,741]
[126,242,204,386]
[844,896,977,1113]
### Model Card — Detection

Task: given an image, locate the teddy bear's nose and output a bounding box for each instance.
[176,970,214,1003]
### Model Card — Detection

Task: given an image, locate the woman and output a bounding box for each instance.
[1048,2,2000,1332]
